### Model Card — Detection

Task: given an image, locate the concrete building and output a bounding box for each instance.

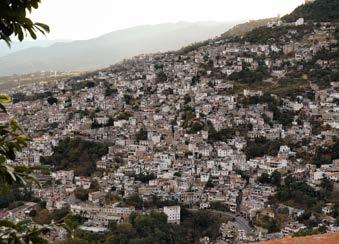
[163,205,181,225]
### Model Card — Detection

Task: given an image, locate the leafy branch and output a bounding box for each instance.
[0,0,50,46]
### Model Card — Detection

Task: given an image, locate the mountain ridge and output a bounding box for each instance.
[0,22,238,76]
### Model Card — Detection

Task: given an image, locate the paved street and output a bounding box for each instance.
[190,209,254,234]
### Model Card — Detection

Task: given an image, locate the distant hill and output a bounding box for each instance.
[176,17,278,55]
[282,0,339,22]
[221,17,278,38]
[0,39,71,57]
[0,22,237,76]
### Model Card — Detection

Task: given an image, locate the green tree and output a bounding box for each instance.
[125,194,143,210]
[62,214,83,239]
[257,173,271,184]
[41,137,109,176]
[107,220,117,232]
[89,180,100,191]
[293,227,323,237]
[205,179,215,188]
[282,0,339,22]
[74,187,89,202]
[0,219,49,244]
[0,3,50,242]
[0,95,36,194]
[47,97,58,105]
[258,171,282,186]
[245,137,282,160]
[135,128,148,142]
[271,171,282,187]
[0,0,50,46]
[320,177,333,198]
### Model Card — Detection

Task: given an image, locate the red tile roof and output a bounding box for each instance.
[253,232,339,244]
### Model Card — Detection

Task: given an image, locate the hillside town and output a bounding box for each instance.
[1,2,339,243]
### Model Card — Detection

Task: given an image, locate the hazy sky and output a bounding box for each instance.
[30,0,304,40]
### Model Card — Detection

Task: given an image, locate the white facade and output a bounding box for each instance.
[295,18,304,26]
[200,173,210,182]
[163,206,181,224]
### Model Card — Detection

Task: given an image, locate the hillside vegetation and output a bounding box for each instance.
[41,137,110,176]
[177,17,278,55]
[221,17,278,38]
[282,0,339,22]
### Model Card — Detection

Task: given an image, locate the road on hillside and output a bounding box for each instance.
[190,209,254,234]
[210,210,254,234]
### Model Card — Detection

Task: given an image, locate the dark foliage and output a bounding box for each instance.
[0,0,49,45]
[257,171,282,186]
[177,40,210,55]
[183,94,191,105]
[210,202,229,212]
[191,75,200,86]
[12,91,53,103]
[254,214,280,233]
[124,194,144,210]
[144,195,179,209]
[205,179,215,188]
[135,128,148,142]
[235,169,250,184]
[277,177,318,208]
[74,188,89,202]
[229,66,268,84]
[123,94,133,105]
[47,96,58,105]
[240,92,276,106]
[190,121,204,134]
[282,0,339,22]
[91,117,114,129]
[71,80,98,91]
[245,137,282,160]
[162,88,174,96]
[156,71,168,83]
[269,104,295,127]
[69,209,224,244]
[105,87,118,97]
[313,138,339,167]
[272,176,333,212]
[41,137,109,176]
[116,111,133,121]
[133,173,156,183]
[293,227,325,237]
[207,121,236,143]
[0,185,34,209]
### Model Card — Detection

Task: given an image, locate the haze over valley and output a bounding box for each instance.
[0,21,238,76]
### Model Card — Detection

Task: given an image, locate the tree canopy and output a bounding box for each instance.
[0,97,49,243]
[0,0,49,46]
[282,0,339,22]
[0,2,50,243]
[41,137,110,176]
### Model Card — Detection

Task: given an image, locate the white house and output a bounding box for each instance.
[295,18,304,26]
[200,173,210,182]
[163,206,181,224]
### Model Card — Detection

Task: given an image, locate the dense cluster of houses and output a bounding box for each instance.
[2,16,338,243]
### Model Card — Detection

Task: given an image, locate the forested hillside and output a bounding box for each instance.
[282,0,339,22]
